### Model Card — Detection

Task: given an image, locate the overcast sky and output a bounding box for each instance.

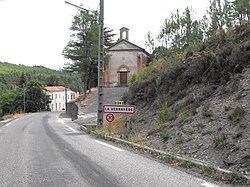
[0,0,210,70]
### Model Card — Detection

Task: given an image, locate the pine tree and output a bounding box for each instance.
[63,10,115,94]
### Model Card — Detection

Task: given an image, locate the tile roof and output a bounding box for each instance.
[44,86,66,92]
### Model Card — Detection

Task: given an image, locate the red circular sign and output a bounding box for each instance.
[106,113,115,123]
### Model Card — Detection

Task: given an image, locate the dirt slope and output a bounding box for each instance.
[130,68,250,175]
[124,24,250,176]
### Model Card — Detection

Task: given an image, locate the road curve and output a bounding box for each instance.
[0,112,226,187]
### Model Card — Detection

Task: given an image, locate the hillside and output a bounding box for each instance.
[124,23,250,177]
[0,62,83,94]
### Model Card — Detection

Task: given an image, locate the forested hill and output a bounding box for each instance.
[0,61,83,95]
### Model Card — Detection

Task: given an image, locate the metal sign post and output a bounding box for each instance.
[106,113,115,135]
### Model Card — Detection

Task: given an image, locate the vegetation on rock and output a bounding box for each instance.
[124,0,250,180]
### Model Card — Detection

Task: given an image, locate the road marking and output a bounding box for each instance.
[68,127,78,133]
[201,182,216,187]
[95,140,125,152]
[0,130,2,132]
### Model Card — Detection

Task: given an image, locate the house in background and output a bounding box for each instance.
[44,86,78,111]
[104,27,149,87]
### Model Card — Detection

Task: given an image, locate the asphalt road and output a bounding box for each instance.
[0,112,225,187]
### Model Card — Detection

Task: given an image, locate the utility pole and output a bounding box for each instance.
[65,0,104,127]
[97,0,104,127]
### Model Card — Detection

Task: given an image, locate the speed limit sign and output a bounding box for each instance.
[106,113,115,123]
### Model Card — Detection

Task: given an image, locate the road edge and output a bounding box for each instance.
[80,125,250,186]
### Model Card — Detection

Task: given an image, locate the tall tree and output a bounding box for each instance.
[18,72,27,87]
[158,7,203,52]
[207,0,223,36]
[158,18,172,47]
[223,0,234,28]
[62,10,115,94]
[63,10,99,94]
[25,80,49,113]
[145,31,155,53]
[233,0,250,24]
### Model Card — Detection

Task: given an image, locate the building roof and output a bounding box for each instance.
[108,39,150,56]
[44,86,67,92]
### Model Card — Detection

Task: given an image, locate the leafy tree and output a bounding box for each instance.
[0,88,23,116]
[25,80,49,112]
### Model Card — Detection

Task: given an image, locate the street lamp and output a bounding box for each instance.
[65,1,104,127]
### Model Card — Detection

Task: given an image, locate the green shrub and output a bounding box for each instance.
[194,138,200,148]
[201,164,216,175]
[181,159,193,168]
[176,134,183,144]
[85,127,92,134]
[202,104,213,117]
[158,104,171,126]
[160,130,172,141]
[229,107,245,123]
[184,129,192,139]
[226,171,247,184]
[179,113,189,122]
[155,75,162,86]
[160,153,175,162]
[213,133,226,148]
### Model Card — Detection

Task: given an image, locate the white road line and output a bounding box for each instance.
[201,182,216,187]
[95,140,125,152]
[68,127,78,133]
[0,130,2,132]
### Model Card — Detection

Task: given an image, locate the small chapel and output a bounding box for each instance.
[104,27,149,87]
